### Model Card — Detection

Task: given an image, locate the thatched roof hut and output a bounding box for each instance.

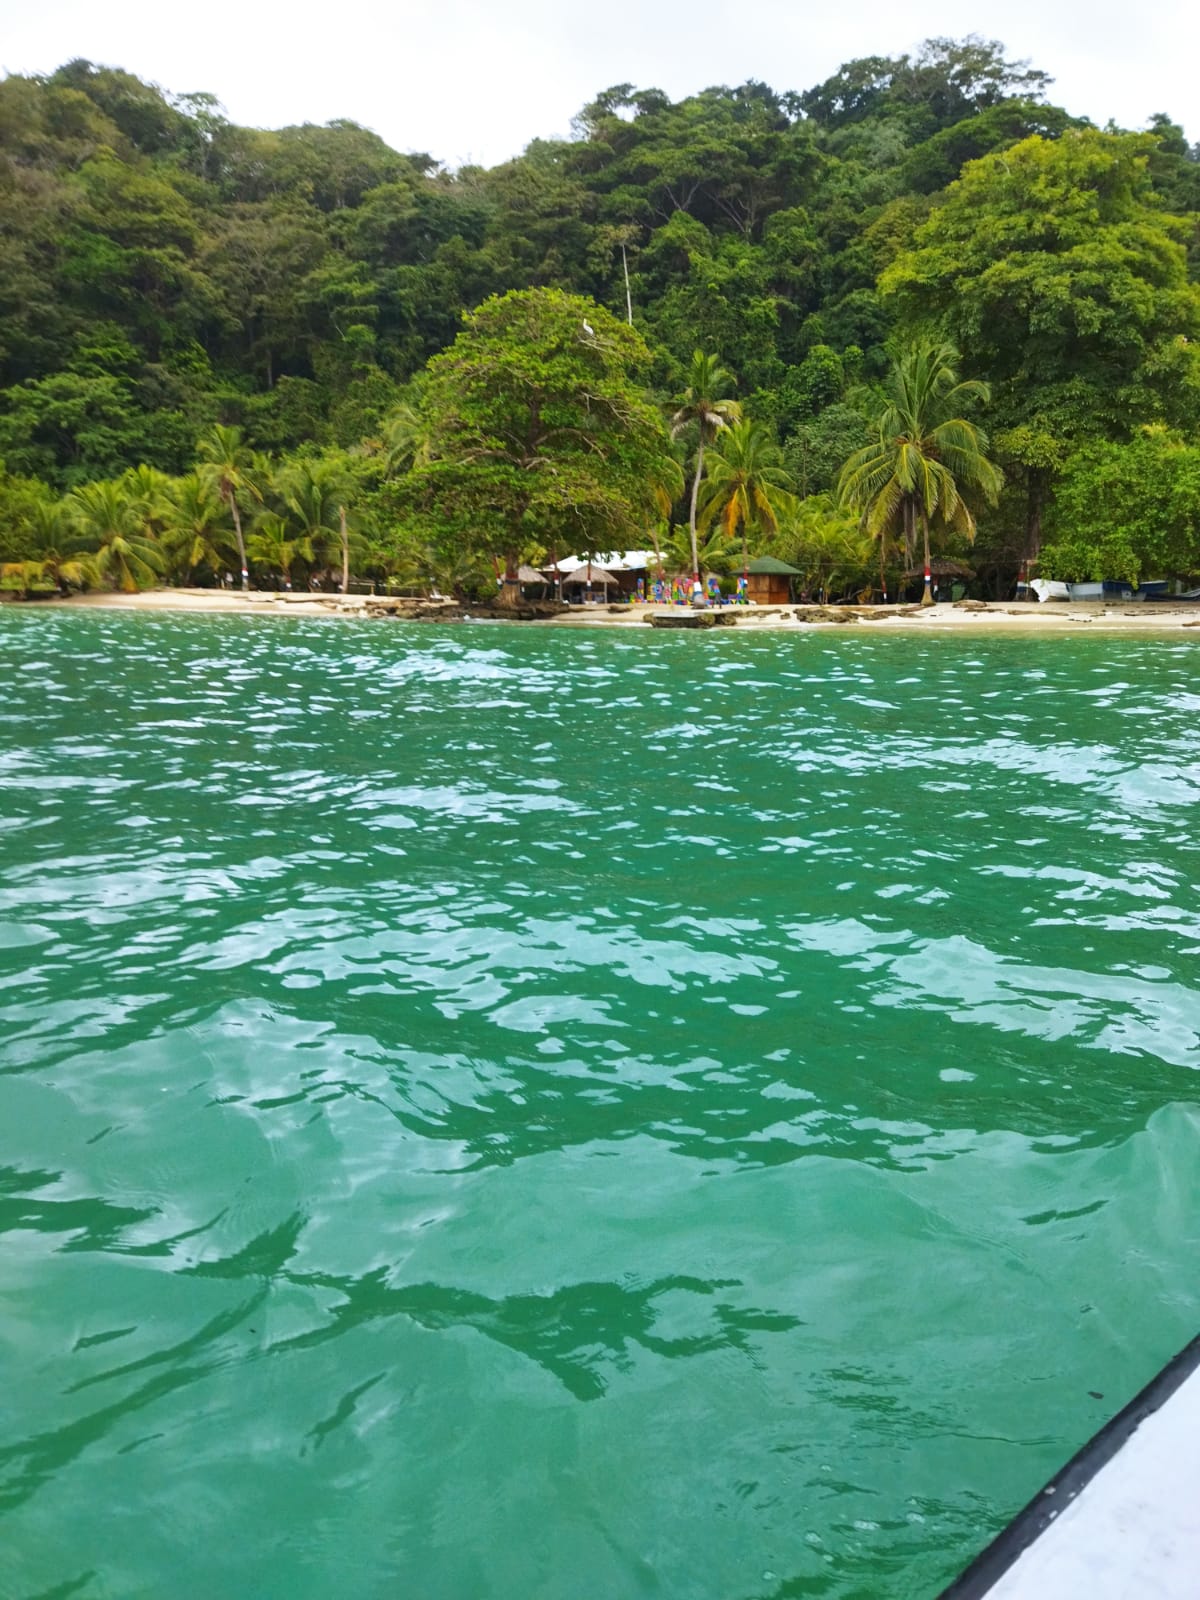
[902,558,975,580]
[560,563,620,589]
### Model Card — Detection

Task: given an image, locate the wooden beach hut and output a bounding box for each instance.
[745,555,802,606]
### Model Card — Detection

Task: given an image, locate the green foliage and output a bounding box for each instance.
[68,479,166,591]
[838,340,1002,598]
[776,495,876,598]
[160,472,235,580]
[784,405,873,498]
[246,514,313,583]
[698,419,796,570]
[0,45,1197,597]
[0,468,66,562]
[1039,430,1200,581]
[400,289,673,583]
[670,350,742,580]
[883,130,1200,440]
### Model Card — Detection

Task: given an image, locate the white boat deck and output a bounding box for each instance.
[941,1337,1200,1598]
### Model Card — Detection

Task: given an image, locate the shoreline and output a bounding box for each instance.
[9,587,1200,634]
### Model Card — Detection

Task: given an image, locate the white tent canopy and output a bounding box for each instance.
[552,551,658,573]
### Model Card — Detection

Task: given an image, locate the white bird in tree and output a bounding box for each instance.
[581,319,596,338]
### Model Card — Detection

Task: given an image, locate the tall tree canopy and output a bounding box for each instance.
[882,130,1200,441]
[399,289,672,599]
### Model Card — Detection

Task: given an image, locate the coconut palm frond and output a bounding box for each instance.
[837,340,1003,601]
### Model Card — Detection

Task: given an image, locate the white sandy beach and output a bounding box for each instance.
[20,586,1200,634]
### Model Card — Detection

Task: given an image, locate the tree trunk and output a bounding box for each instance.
[921,514,934,607]
[1026,468,1046,567]
[903,498,916,567]
[621,244,633,326]
[649,523,663,580]
[229,493,248,590]
[879,532,888,604]
[339,504,349,593]
[499,549,521,608]
[688,438,705,600]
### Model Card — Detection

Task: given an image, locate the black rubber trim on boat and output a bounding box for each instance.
[937,1329,1200,1597]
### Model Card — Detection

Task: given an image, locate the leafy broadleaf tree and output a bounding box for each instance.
[838,341,1002,604]
[401,288,673,604]
[1038,428,1200,583]
[669,350,741,598]
[881,128,1200,553]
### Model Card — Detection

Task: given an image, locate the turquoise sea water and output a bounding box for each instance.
[2,608,1199,1600]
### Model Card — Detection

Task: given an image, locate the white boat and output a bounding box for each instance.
[938,1333,1200,1597]
[1030,579,1071,602]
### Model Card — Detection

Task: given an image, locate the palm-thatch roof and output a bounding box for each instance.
[902,558,975,579]
[517,564,549,583]
[560,564,620,586]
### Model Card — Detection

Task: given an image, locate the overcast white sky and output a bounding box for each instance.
[4,0,1196,168]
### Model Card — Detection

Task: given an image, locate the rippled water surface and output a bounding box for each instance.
[3,609,1199,1599]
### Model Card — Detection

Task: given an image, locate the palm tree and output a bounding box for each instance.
[381,399,431,477]
[161,473,235,582]
[669,351,741,599]
[837,341,1002,606]
[246,514,312,589]
[645,456,685,579]
[122,465,174,541]
[272,458,356,587]
[698,420,797,587]
[660,523,738,585]
[17,498,98,592]
[778,495,875,603]
[197,425,260,589]
[69,481,165,592]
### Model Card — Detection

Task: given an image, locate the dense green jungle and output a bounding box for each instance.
[1,40,1199,600]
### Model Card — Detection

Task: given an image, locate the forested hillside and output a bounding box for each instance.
[2,40,1199,596]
